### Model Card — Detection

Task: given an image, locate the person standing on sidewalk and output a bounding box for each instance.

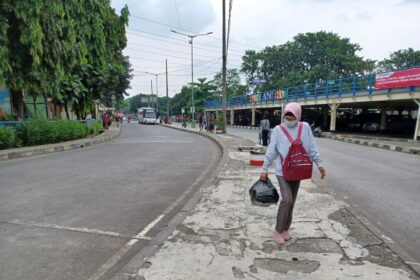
[260,114,270,146]
[103,113,109,130]
[198,114,204,131]
[260,102,326,244]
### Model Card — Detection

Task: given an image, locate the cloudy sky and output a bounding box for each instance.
[110,0,420,98]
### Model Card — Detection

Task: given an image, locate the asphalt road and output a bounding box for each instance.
[227,127,420,269]
[0,124,219,280]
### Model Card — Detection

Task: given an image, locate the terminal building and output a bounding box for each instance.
[205,67,420,140]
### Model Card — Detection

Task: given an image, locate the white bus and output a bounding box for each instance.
[138,107,157,124]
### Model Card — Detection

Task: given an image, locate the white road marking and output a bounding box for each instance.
[380,234,394,243]
[135,214,165,239]
[115,140,193,144]
[4,219,153,240]
[4,219,133,238]
[87,214,165,280]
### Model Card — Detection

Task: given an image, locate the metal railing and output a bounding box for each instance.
[205,67,420,109]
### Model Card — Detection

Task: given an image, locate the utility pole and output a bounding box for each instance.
[190,37,194,120]
[155,75,158,113]
[170,30,213,121]
[145,72,160,113]
[149,80,153,107]
[222,0,227,133]
[166,58,169,121]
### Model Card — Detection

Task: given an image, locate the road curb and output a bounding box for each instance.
[322,134,420,155]
[228,125,259,130]
[0,125,122,162]
[162,124,226,154]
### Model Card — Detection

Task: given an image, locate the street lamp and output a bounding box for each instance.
[170,29,213,121]
[145,72,161,112]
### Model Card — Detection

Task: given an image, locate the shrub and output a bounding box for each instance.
[89,121,102,136]
[215,114,224,129]
[16,119,88,146]
[16,118,48,146]
[0,126,15,149]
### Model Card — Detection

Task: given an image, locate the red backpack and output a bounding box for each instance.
[279,122,313,181]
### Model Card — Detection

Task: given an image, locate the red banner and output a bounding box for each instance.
[375,68,420,89]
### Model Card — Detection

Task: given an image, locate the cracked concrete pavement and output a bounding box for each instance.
[115,133,418,280]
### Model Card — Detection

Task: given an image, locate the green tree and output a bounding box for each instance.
[0,0,132,120]
[194,78,216,112]
[241,31,374,90]
[212,69,248,98]
[171,86,192,116]
[377,48,420,71]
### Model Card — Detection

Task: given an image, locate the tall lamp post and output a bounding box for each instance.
[145,72,160,112]
[170,29,212,121]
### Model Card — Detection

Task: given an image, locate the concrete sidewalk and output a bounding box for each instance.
[114,125,418,280]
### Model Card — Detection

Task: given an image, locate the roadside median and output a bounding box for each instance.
[0,124,121,161]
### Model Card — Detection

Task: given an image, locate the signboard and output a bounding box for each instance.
[252,79,266,85]
[375,68,420,89]
[0,87,12,120]
[248,90,286,103]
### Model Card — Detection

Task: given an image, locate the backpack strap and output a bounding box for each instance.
[297,122,304,140]
[279,122,304,142]
[279,124,294,143]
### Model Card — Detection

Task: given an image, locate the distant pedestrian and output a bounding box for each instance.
[208,115,215,133]
[203,116,208,131]
[260,102,326,245]
[260,114,270,146]
[103,114,109,130]
[198,114,204,131]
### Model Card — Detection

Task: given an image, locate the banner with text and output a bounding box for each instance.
[375,68,420,89]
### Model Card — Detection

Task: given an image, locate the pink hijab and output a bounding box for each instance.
[284,102,302,121]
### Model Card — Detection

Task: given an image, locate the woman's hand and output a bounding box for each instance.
[319,167,326,179]
[260,172,268,181]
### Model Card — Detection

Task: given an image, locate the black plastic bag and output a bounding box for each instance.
[249,179,279,206]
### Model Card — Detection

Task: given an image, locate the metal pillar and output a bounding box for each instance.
[230,109,234,125]
[323,107,329,128]
[251,108,256,126]
[414,100,420,140]
[380,107,387,132]
[329,103,340,132]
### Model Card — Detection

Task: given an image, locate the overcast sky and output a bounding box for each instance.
[110,0,420,98]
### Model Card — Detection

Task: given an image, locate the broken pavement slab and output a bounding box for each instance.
[112,130,419,280]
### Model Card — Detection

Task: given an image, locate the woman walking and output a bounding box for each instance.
[260,102,326,244]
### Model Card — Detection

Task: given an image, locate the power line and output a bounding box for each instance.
[127,13,260,49]
[130,57,222,75]
[126,47,220,60]
[174,0,182,29]
[129,56,189,66]
[126,28,245,56]
[127,41,243,59]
